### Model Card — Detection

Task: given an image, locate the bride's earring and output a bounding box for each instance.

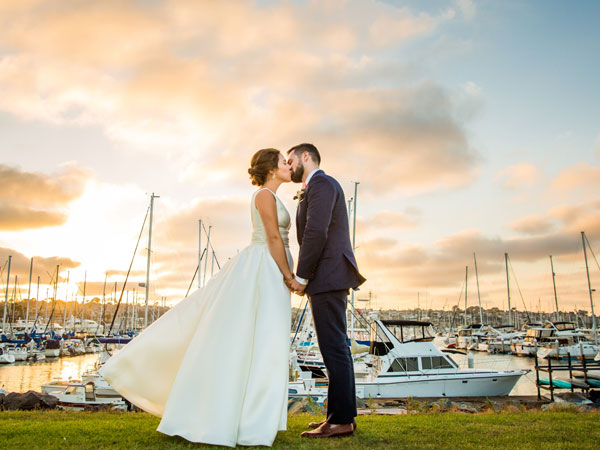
[272,173,276,180]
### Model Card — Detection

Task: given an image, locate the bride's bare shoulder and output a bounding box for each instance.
[254,189,276,209]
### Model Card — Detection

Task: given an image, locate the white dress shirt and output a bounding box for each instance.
[295,168,322,286]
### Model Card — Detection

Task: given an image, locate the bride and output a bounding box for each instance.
[99,148,295,447]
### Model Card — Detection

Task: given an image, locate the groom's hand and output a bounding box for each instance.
[289,279,306,295]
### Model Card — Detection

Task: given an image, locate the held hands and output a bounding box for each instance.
[284,274,306,296]
[288,279,306,296]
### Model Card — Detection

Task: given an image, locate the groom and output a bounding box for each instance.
[287,143,366,438]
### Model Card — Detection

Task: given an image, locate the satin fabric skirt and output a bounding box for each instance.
[99,244,292,447]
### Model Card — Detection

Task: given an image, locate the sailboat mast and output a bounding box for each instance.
[2,255,11,334]
[145,193,159,328]
[549,255,560,322]
[504,253,512,326]
[63,271,69,332]
[198,220,202,288]
[98,273,106,334]
[35,276,40,331]
[350,181,359,338]
[203,225,212,286]
[82,270,87,323]
[581,231,596,332]
[464,265,468,326]
[26,257,33,329]
[473,253,483,324]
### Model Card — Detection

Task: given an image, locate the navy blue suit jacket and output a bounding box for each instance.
[296,170,366,296]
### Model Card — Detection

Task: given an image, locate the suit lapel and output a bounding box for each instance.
[296,170,325,245]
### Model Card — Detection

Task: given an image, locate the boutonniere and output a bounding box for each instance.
[293,188,305,202]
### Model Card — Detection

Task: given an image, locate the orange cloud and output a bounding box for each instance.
[510,214,555,235]
[0,204,66,231]
[551,162,600,196]
[358,209,420,233]
[0,164,88,230]
[355,196,600,309]
[0,246,80,289]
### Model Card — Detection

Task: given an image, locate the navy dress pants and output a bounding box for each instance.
[309,288,356,424]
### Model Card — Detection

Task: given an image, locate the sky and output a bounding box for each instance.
[0,0,599,314]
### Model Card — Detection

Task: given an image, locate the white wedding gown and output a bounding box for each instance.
[99,188,292,447]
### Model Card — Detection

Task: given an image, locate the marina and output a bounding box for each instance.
[0,335,541,397]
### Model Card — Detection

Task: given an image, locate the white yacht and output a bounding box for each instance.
[511,326,554,356]
[456,324,484,349]
[1,344,28,361]
[536,334,600,360]
[357,320,525,398]
[290,320,526,399]
[44,339,61,357]
[485,325,524,354]
[0,346,15,364]
[42,371,119,398]
[51,381,127,411]
[529,321,600,360]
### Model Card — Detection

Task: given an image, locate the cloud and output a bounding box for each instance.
[551,163,600,197]
[355,196,600,309]
[295,82,481,195]
[0,0,477,196]
[495,163,540,190]
[457,0,476,20]
[368,7,455,47]
[0,163,88,206]
[0,163,89,230]
[510,214,555,235]
[0,204,66,230]
[0,246,80,289]
[358,209,420,233]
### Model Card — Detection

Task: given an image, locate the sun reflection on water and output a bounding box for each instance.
[0,354,100,393]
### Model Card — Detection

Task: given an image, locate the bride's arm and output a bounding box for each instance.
[255,190,294,285]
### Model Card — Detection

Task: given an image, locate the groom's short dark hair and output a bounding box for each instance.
[287,143,321,165]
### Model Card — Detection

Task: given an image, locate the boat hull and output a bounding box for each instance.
[357,371,524,398]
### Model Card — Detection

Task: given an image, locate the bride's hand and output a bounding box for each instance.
[284,274,295,292]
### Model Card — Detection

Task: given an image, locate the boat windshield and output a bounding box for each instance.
[65,386,84,396]
[546,322,576,331]
[421,356,455,370]
[387,357,419,372]
[383,321,436,343]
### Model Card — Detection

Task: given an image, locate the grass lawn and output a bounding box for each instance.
[1,410,598,449]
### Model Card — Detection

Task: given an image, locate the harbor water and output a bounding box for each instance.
[1,347,541,397]
[0,353,101,394]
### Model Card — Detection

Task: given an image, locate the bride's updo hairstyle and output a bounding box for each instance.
[248,148,280,186]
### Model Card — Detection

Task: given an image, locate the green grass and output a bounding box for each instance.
[1,410,599,449]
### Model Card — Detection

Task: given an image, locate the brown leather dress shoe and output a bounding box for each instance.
[308,418,357,430]
[301,422,354,438]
